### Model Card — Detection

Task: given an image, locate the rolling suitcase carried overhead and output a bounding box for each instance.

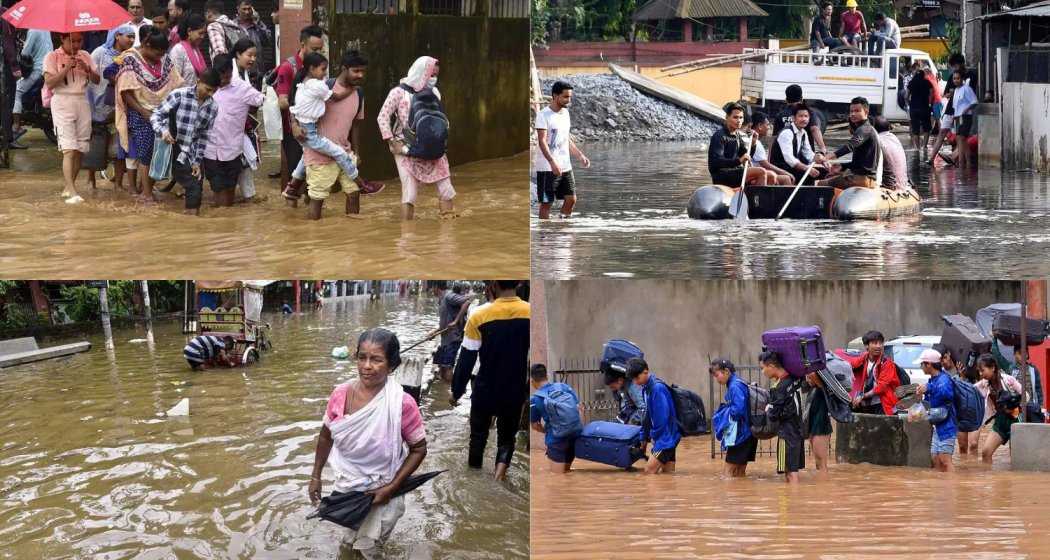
[992,314,1050,347]
[574,421,646,469]
[761,326,827,378]
[940,314,991,376]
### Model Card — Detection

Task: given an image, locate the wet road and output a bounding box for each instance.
[0,296,529,559]
[531,137,1050,279]
[0,135,528,279]
[530,432,1040,559]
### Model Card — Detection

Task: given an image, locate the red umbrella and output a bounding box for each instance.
[2,0,131,33]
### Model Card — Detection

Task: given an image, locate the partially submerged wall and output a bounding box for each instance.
[542,280,1022,407]
[329,14,529,178]
[1001,82,1050,173]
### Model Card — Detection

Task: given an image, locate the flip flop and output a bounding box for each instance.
[359,181,385,195]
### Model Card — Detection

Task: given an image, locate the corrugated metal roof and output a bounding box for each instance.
[976,0,1050,19]
[633,0,768,21]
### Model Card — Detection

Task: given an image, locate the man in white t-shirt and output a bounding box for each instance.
[534,81,590,219]
[748,112,793,185]
[125,0,153,48]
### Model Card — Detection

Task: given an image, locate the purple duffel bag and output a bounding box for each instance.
[761,326,827,378]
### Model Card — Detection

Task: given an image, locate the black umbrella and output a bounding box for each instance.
[307,470,444,530]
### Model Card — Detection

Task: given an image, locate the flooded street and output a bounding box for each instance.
[530,433,1043,559]
[0,137,528,278]
[531,138,1050,279]
[0,296,529,559]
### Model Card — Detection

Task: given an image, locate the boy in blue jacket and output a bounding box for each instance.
[760,351,805,484]
[916,348,957,472]
[530,364,582,473]
[627,357,681,474]
[710,359,756,477]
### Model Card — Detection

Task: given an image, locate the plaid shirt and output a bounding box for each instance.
[151,86,218,167]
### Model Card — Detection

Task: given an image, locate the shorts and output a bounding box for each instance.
[956,114,974,136]
[823,172,876,189]
[808,391,834,436]
[931,429,957,455]
[545,437,576,464]
[909,110,932,134]
[776,423,805,474]
[655,444,678,464]
[932,101,944,120]
[725,434,758,465]
[993,412,1019,443]
[940,113,954,132]
[535,170,576,203]
[434,341,461,367]
[306,162,360,201]
[203,158,242,192]
[711,167,745,187]
[51,94,92,153]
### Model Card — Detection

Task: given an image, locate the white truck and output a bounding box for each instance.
[741,47,937,121]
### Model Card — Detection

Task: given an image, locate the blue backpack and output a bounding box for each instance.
[952,376,985,432]
[542,383,583,438]
[399,84,449,160]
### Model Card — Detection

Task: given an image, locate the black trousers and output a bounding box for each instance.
[468,401,523,468]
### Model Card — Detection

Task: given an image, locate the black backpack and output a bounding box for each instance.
[264,55,299,88]
[893,361,911,386]
[658,381,709,436]
[398,84,449,160]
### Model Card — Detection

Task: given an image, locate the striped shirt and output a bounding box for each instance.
[151,86,218,166]
[184,335,225,364]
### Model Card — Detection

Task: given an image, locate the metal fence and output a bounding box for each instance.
[333,0,528,17]
[1006,49,1050,84]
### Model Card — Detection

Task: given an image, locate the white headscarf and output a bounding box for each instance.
[400,56,438,92]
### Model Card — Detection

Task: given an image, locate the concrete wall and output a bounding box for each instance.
[977,102,1001,169]
[328,14,529,178]
[542,280,1023,407]
[1001,82,1050,173]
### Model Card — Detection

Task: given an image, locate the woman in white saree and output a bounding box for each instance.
[309,328,428,555]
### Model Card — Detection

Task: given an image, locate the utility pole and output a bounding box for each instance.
[141,280,154,345]
[99,282,114,351]
[1019,282,1030,422]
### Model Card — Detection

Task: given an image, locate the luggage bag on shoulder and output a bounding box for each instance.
[940,314,992,376]
[761,326,827,378]
[599,339,644,375]
[992,314,1050,347]
[574,421,646,469]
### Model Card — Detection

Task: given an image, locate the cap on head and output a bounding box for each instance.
[919,348,942,364]
[845,0,858,8]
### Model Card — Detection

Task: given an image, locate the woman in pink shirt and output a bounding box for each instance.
[44,32,101,204]
[309,328,428,556]
[377,56,456,220]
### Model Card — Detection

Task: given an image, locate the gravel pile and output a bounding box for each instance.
[539,73,720,143]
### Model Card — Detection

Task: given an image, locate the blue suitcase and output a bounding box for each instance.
[574,421,645,469]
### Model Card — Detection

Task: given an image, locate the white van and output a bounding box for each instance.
[741,47,937,121]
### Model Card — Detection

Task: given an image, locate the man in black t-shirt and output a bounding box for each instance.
[906,65,934,158]
[773,84,828,156]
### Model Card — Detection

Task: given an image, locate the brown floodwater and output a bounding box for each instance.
[530,431,1045,559]
[0,134,528,278]
[0,295,529,559]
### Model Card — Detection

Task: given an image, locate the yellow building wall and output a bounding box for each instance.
[539,65,744,106]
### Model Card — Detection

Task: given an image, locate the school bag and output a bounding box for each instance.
[893,361,911,386]
[540,383,583,439]
[264,55,300,88]
[761,326,827,378]
[951,375,985,432]
[398,84,449,160]
[747,383,778,440]
[660,382,709,435]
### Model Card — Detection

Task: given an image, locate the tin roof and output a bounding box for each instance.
[975,0,1050,19]
[633,0,768,21]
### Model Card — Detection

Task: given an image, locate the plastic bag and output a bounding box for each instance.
[331,346,350,359]
[262,86,283,141]
[906,402,928,423]
[149,135,172,181]
[927,407,948,424]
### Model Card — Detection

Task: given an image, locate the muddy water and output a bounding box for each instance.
[531,137,1050,279]
[0,296,528,559]
[530,432,1044,559]
[0,136,528,278]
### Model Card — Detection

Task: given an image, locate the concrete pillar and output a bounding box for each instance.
[1028,280,1047,320]
[278,0,314,61]
[1010,424,1050,471]
[28,281,50,315]
[738,17,748,41]
[682,20,693,42]
[99,283,115,351]
[294,280,301,313]
[835,413,932,468]
[531,280,549,367]
[977,103,1001,169]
